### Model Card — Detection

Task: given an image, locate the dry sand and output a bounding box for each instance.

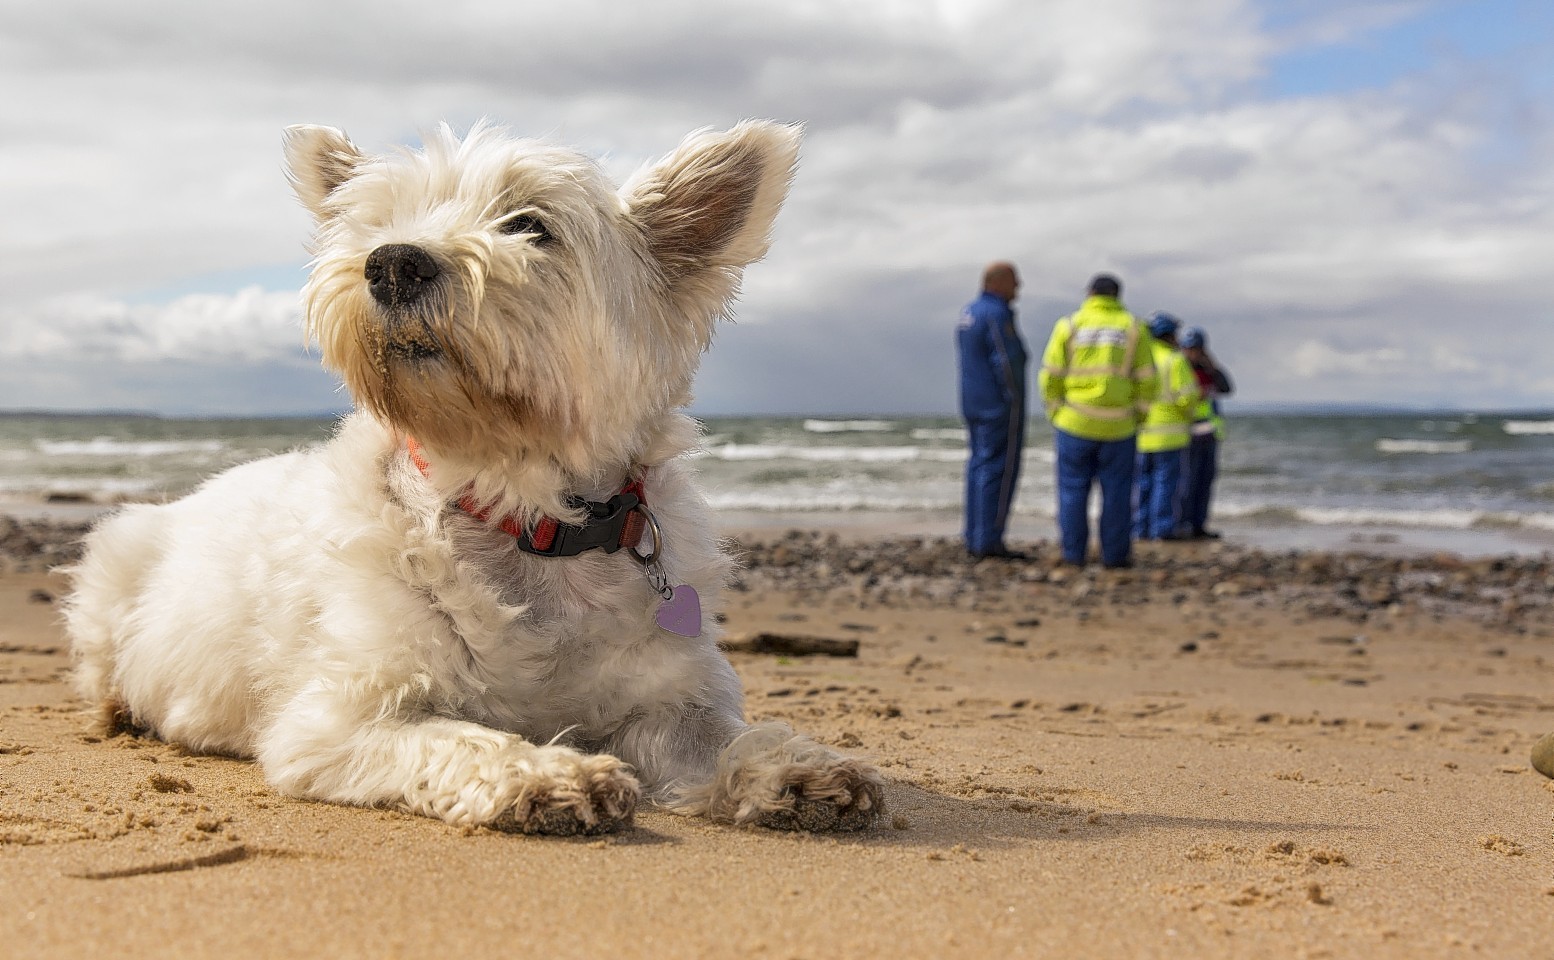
[2,528,1553,959]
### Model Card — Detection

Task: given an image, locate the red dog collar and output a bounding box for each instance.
[406,437,646,557]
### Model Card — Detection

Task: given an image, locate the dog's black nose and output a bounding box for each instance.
[364,244,441,306]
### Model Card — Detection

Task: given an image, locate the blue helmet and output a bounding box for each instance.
[1147,311,1180,339]
[1180,327,1206,349]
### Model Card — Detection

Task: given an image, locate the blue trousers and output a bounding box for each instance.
[963,410,1024,555]
[1182,435,1218,533]
[1134,448,1187,539]
[1054,429,1135,566]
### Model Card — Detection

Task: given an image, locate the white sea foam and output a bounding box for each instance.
[802,419,894,433]
[0,475,160,501]
[709,443,930,463]
[1374,438,1471,454]
[706,490,958,512]
[1519,513,1554,531]
[702,443,1053,465]
[1503,420,1554,435]
[36,437,226,457]
[1293,506,1485,529]
[1211,502,1554,531]
[910,427,969,442]
[706,489,1554,531]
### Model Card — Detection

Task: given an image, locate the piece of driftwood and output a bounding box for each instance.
[718,632,860,658]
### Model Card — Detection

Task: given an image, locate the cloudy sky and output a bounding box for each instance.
[3,0,1551,416]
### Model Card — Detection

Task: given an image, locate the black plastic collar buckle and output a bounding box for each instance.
[515,491,642,557]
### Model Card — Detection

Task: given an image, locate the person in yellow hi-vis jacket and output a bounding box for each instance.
[1180,326,1234,539]
[1133,312,1201,540]
[1039,274,1159,569]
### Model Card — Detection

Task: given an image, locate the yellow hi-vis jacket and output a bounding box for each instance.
[1039,296,1158,442]
[1137,340,1201,453]
[1190,395,1227,442]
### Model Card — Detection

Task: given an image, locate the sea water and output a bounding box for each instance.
[4,410,1554,549]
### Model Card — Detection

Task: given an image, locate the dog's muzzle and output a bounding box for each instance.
[365,243,441,307]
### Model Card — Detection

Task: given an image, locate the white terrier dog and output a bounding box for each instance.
[64,121,884,835]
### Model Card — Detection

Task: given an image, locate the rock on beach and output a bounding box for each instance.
[1532,731,1554,779]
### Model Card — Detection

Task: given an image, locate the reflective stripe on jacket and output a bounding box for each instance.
[1137,339,1201,453]
[1190,396,1218,438]
[1038,295,1158,442]
[1188,362,1231,441]
[1189,396,1227,440]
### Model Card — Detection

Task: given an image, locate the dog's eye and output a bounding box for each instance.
[499,213,553,244]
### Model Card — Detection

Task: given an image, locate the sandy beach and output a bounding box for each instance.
[3,518,1552,958]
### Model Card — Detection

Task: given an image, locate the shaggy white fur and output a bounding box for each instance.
[64,121,884,835]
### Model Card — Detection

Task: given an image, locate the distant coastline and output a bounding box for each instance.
[7,403,1554,421]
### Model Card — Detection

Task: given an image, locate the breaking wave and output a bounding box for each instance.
[1374,439,1471,454]
[1503,420,1554,435]
[802,419,894,433]
[35,438,226,457]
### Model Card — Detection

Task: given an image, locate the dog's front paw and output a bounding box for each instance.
[753,760,885,833]
[492,749,640,836]
[709,724,885,832]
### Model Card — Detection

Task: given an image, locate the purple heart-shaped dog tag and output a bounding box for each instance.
[655,584,702,637]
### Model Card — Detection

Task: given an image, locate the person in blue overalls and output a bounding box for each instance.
[956,261,1028,560]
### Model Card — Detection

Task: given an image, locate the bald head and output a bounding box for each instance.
[982,261,1020,302]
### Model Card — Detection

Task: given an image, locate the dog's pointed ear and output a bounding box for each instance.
[624,121,802,301]
[284,125,364,219]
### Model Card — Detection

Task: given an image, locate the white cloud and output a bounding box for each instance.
[1288,340,1408,378]
[4,288,304,364]
[1,0,1551,413]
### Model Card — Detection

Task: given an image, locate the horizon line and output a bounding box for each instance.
[4,402,1554,421]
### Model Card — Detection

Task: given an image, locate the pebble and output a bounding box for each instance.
[10,518,1554,632]
[0,516,91,573]
[1531,732,1554,779]
[720,531,1554,629]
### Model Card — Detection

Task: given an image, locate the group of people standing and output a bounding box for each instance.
[955,263,1232,567]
